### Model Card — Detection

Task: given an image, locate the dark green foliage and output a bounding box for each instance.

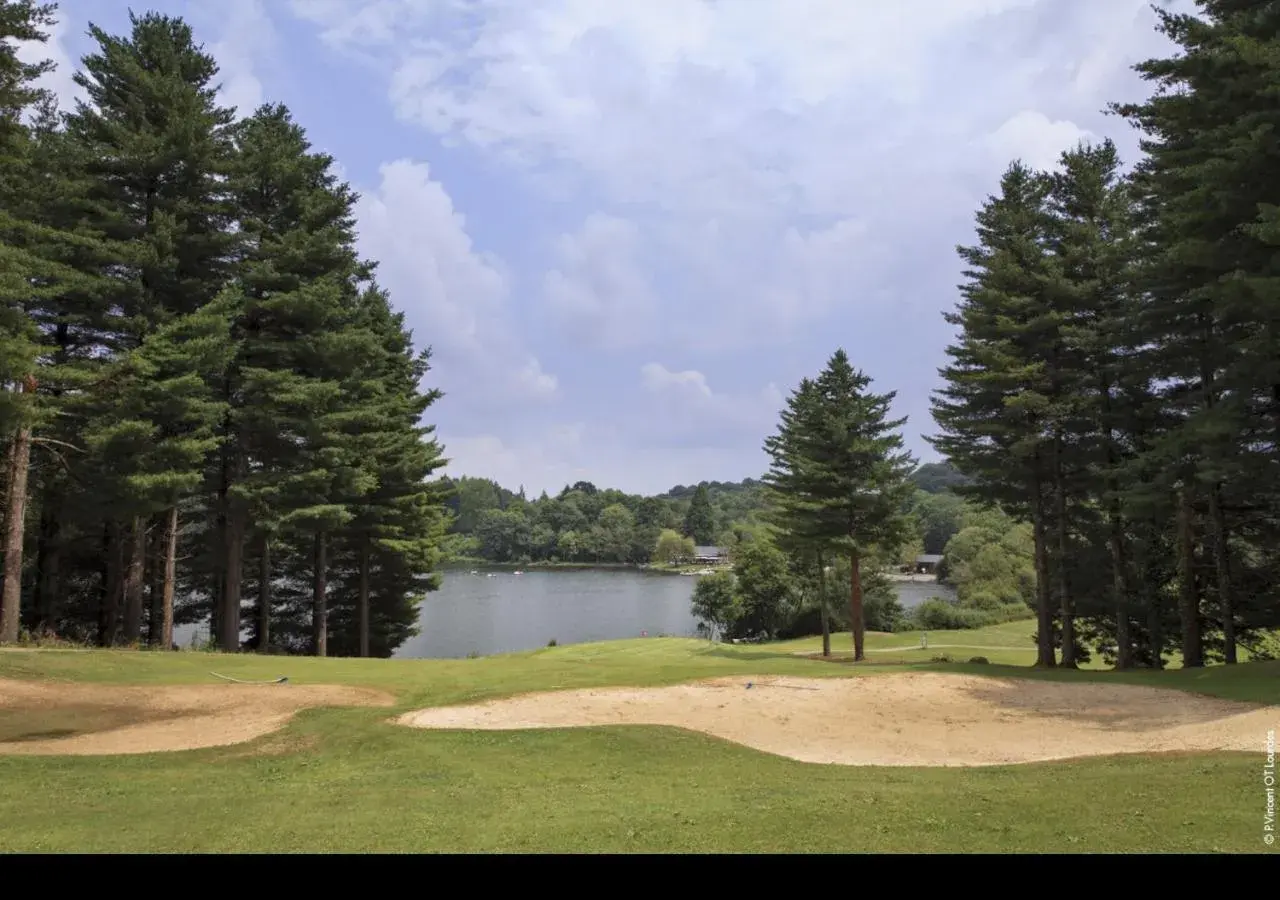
[727,540,795,640]
[0,8,448,655]
[780,553,905,638]
[439,475,768,566]
[690,570,736,640]
[759,351,917,658]
[689,538,804,642]
[682,483,716,545]
[909,490,966,556]
[0,0,53,433]
[908,462,972,494]
[928,1,1280,666]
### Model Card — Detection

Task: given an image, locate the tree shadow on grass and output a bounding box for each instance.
[693,645,800,662]
[949,668,1267,733]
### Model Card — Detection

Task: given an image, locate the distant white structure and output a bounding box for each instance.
[914,554,943,575]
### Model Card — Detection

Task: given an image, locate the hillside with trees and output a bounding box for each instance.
[437,475,770,566]
[438,462,984,576]
[0,5,447,657]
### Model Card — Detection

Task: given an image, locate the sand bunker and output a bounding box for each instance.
[396,673,1278,767]
[0,678,394,756]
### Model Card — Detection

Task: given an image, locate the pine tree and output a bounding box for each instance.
[80,300,232,645]
[326,286,447,657]
[60,11,239,645]
[931,162,1061,667]
[1044,139,1143,667]
[1113,0,1280,664]
[0,1,112,642]
[762,377,836,656]
[0,0,57,642]
[218,102,367,652]
[0,2,52,431]
[804,350,916,661]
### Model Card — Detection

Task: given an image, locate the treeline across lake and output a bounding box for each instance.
[439,476,768,565]
[932,3,1280,668]
[0,5,449,656]
[440,462,987,567]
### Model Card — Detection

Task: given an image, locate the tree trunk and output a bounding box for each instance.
[313,531,327,657]
[358,538,371,658]
[1108,507,1131,670]
[0,418,32,644]
[1205,483,1236,664]
[1030,468,1056,668]
[1052,435,1076,668]
[1273,381,1280,468]
[817,551,830,658]
[1135,533,1163,669]
[1176,485,1203,668]
[849,549,865,662]
[147,523,163,647]
[1099,383,1130,670]
[257,534,271,653]
[219,508,244,652]
[99,521,124,647]
[161,506,178,651]
[33,492,61,634]
[121,516,146,643]
[1146,595,1164,669]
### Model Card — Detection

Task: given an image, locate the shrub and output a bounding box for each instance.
[910,597,1032,631]
[968,656,990,665]
[691,570,740,640]
[912,598,994,630]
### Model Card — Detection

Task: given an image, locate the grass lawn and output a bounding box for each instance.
[0,625,1277,853]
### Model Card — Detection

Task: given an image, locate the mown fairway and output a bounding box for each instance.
[1,625,1276,853]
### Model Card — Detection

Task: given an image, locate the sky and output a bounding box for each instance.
[19,0,1190,496]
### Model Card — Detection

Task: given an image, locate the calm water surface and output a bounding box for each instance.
[175,569,956,657]
[395,568,699,659]
[394,568,956,659]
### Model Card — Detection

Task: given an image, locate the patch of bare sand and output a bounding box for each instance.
[0,678,394,756]
[395,672,1278,766]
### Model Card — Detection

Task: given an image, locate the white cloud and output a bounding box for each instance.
[985,110,1093,172]
[443,423,766,495]
[13,10,84,112]
[287,0,1188,487]
[292,0,1065,217]
[290,0,1182,354]
[208,0,275,118]
[542,214,657,348]
[353,159,558,409]
[639,362,782,446]
[641,362,712,399]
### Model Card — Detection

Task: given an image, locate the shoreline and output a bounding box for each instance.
[440,560,718,576]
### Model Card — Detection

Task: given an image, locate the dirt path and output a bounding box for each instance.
[396,672,1278,767]
[0,678,394,756]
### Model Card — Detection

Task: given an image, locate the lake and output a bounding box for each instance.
[393,568,955,659]
[174,568,955,657]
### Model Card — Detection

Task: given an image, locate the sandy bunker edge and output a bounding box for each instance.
[394,672,1278,768]
[0,678,396,756]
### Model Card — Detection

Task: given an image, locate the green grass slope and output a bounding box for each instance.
[0,626,1276,853]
